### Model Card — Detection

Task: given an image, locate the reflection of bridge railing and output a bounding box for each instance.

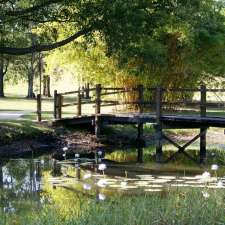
[52,84,225,120]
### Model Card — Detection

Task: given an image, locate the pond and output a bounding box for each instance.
[0,147,225,224]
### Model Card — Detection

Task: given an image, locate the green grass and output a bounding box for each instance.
[0,120,52,145]
[1,188,224,225]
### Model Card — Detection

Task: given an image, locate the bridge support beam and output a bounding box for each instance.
[155,87,163,163]
[155,125,163,163]
[200,85,207,164]
[137,147,143,163]
[137,123,144,146]
[95,115,101,138]
[200,128,207,164]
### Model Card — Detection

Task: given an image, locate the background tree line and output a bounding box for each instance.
[0,0,225,101]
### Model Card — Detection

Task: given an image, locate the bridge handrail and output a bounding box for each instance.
[51,84,225,120]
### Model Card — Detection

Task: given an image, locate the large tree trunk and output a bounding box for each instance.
[26,52,35,99]
[0,57,5,97]
[43,75,51,97]
[27,72,34,98]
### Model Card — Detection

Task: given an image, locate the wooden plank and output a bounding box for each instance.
[62,100,95,107]
[165,88,200,92]
[100,90,127,96]
[59,90,79,95]
[206,89,225,92]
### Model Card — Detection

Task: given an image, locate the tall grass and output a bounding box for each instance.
[1,188,224,225]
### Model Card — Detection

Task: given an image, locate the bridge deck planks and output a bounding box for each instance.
[53,113,225,128]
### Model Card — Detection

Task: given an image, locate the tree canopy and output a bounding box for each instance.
[1,0,223,56]
[1,0,225,95]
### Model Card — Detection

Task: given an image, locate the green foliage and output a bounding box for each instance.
[1,0,225,100]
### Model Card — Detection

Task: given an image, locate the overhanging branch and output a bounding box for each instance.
[0,27,93,55]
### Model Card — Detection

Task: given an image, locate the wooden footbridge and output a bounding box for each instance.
[40,84,225,163]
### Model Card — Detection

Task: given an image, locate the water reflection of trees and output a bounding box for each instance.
[0,161,3,188]
[0,159,44,216]
[0,158,89,222]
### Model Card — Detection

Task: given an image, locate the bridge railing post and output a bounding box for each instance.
[57,94,62,119]
[77,89,82,116]
[81,86,85,98]
[155,87,163,163]
[85,83,90,99]
[137,85,144,145]
[54,90,57,119]
[200,85,207,163]
[156,87,162,122]
[95,84,101,114]
[138,84,144,113]
[95,84,102,137]
[200,85,206,117]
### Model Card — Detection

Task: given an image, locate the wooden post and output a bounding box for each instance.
[77,90,81,116]
[46,76,51,97]
[85,83,90,99]
[200,85,207,163]
[137,147,143,163]
[95,84,101,114]
[81,86,85,98]
[137,85,144,143]
[138,84,144,113]
[95,84,101,137]
[155,87,163,163]
[57,94,62,119]
[54,90,57,119]
[37,94,42,122]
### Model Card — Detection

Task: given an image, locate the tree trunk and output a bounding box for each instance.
[27,72,34,98]
[26,52,35,99]
[0,58,4,97]
[43,75,51,97]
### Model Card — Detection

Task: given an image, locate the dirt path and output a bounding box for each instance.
[0,111,31,120]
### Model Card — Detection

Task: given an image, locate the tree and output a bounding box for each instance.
[0,0,177,55]
[1,0,225,99]
[10,52,39,98]
[0,55,9,97]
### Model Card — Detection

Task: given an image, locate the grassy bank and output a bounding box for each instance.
[0,120,51,145]
[1,188,224,225]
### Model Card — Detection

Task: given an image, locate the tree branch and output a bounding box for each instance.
[0,27,93,55]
